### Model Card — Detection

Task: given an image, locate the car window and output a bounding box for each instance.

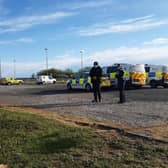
[107,66,118,73]
[102,67,107,75]
[83,73,89,78]
[163,66,168,72]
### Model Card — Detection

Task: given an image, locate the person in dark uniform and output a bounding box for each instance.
[89,61,102,102]
[116,64,126,103]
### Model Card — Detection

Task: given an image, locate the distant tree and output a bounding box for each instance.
[78,66,91,73]
[64,69,74,78]
[31,73,36,79]
[75,66,91,77]
[37,68,75,79]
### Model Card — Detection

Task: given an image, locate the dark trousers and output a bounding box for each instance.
[119,88,126,103]
[118,80,126,103]
[92,82,101,102]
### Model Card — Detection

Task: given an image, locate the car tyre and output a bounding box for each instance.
[150,80,157,88]
[163,84,168,88]
[85,84,91,92]
[67,83,72,90]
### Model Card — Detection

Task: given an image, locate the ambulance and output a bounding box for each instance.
[145,64,168,88]
[67,71,110,92]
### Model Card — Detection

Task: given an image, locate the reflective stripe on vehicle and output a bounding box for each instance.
[163,73,168,80]
[156,71,162,78]
[79,78,84,84]
[72,79,76,85]
[110,72,116,79]
[87,77,91,84]
[131,72,146,85]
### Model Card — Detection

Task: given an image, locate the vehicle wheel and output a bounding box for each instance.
[85,84,91,92]
[134,85,142,89]
[53,81,56,84]
[67,83,72,90]
[7,82,11,85]
[163,84,168,88]
[150,80,157,88]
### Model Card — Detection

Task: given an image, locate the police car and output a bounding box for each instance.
[66,71,110,92]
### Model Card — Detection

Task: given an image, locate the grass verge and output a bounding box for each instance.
[0,109,168,168]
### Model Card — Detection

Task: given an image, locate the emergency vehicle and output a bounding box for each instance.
[102,63,146,88]
[129,64,146,87]
[66,71,110,92]
[145,64,168,88]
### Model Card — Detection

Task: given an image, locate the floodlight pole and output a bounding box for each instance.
[44,48,48,75]
[13,59,16,79]
[0,59,1,79]
[80,50,84,70]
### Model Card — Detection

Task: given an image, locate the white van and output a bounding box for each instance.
[36,75,56,84]
[129,64,146,86]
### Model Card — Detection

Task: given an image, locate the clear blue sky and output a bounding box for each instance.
[0,0,168,77]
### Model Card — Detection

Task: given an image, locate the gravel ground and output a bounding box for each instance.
[0,84,168,127]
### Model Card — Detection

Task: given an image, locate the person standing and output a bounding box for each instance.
[89,61,102,102]
[116,64,126,103]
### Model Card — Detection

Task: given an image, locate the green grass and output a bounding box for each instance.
[0,109,168,168]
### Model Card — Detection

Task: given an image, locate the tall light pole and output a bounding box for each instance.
[0,59,2,79]
[44,48,48,71]
[80,50,84,70]
[13,58,16,79]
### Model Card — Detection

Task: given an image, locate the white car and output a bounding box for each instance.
[36,75,56,84]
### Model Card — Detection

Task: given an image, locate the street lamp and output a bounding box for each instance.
[80,50,84,70]
[13,58,16,79]
[0,59,2,79]
[44,48,48,71]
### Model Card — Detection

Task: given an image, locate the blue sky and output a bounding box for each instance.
[0,0,168,77]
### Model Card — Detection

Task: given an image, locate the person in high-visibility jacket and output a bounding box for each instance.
[89,61,102,102]
[116,64,126,103]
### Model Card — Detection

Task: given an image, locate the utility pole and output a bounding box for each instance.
[0,59,1,79]
[80,50,84,70]
[13,58,16,79]
[44,48,48,71]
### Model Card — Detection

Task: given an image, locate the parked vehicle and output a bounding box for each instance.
[0,77,24,85]
[102,63,146,88]
[129,64,146,88]
[67,71,110,92]
[36,75,56,84]
[145,64,168,88]
[102,65,118,87]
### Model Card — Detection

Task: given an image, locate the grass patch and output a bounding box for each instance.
[0,109,168,168]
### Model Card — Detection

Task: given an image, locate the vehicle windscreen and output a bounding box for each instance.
[145,67,150,72]
[162,66,168,72]
[130,65,145,72]
[83,73,89,78]
[107,66,118,73]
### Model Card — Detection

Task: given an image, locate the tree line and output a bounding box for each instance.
[35,67,91,79]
